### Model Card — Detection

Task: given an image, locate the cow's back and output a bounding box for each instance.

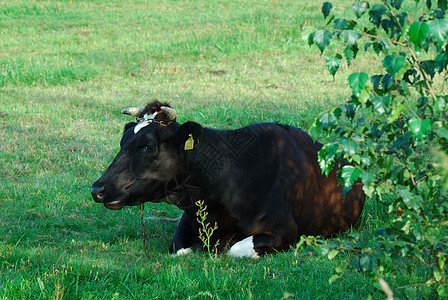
[284,125,365,236]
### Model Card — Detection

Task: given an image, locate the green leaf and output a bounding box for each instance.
[408,22,429,48]
[319,112,337,130]
[434,267,443,281]
[360,172,375,186]
[334,18,349,31]
[438,97,447,111]
[388,104,406,123]
[397,187,411,201]
[341,165,362,187]
[344,47,355,66]
[301,26,316,42]
[383,54,406,76]
[358,88,370,104]
[369,4,386,27]
[326,53,342,77]
[342,103,356,119]
[348,72,369,96]
[350,154,361,164]
[294,236,307,252]
[340,137,358,155]
[405,287,417,300]
[348,48,361,67]
[332,107,342,118]
[328,249,339,260]
[390,0,404,9]
[371,95,390,114]
[372,96,384,114]
[439,0,448,11]
[408,118,431,139]
[341,30,361,47]
[428,19,448,43]
[315,244,329,256]
[322,2,333,19]
[438,253,445,270]
[318,143,338,176]
[435,128,448,140]
[435,53,447,72]
[313,29,334,54]
[396,187,420,211]
[421,60,436,78]
[352,2,368,18]
[381,74,394,90]
[329,274,340,284]
[308,118,322,140]
[400,80,411,97]
[359,254,377,272]
[438,285,448,297]
[409,194,422,212]
[432,120,443,129]
[379,38,391,51]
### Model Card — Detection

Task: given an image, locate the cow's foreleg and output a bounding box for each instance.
[169,213,197,256]
[228,231,295,258]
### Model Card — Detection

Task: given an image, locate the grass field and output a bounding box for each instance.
[0,0,434,299]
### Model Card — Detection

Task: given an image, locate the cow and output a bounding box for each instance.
[91,101,365,258]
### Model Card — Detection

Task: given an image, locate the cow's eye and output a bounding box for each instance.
[142,145,156,153]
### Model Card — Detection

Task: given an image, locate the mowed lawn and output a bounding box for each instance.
[0,1,431,299]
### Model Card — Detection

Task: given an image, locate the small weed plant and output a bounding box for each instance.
[301,0,448,298]
[195,200,222,298]
[195,200,220,259]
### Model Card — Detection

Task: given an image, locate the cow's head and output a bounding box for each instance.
[91,101,201,210]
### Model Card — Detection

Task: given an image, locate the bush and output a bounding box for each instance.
[299,1,448,298]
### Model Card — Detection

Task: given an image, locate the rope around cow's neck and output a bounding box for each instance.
[140,204,151,259]
[139,174,200,258]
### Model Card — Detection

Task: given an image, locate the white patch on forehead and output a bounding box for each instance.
[134,112,158,134]
[134,120,150,134]
[228,236,259,258]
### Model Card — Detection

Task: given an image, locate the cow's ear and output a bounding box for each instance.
[177,121,202,150]
[124,122,137,133]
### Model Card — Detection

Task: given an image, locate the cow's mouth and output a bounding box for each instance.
[104,200,126,210]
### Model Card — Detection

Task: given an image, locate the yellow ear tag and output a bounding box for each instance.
[184,134,194,150]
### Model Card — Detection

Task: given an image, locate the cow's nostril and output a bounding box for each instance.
[123,183,133,191]
[91,185,106,202]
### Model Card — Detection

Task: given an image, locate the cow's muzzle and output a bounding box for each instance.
[91,183,128,210]
[91,185,106,203]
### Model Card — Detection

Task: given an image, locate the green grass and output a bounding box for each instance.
[0,0,434,299]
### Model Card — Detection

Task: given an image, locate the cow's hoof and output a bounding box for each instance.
[228,236,259,259]
[175,248,193,256]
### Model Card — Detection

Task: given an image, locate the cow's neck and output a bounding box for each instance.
[164,173,202,214]
[183,128,223,184]
[183,127,248,201]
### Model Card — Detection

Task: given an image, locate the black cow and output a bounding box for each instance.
[91,101,365,258]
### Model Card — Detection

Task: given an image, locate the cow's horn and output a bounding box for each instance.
[121,107,144,117]
[160,106,176,120]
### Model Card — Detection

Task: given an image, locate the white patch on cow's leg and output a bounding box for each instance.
[175,247,193,256]
[228,236,259,258]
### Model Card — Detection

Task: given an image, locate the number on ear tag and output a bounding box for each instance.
[184,134,194,150]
